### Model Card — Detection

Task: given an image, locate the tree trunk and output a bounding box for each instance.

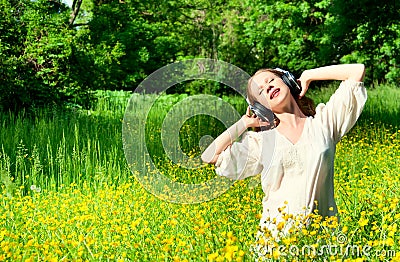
[69,0,83,26]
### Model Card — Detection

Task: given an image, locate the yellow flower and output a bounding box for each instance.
[277,221,285,231]
[358,217,369,227]
[385,238,394,246]
[207,252,218,261]
[272,249,281,259]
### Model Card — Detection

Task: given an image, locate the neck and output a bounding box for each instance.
[274,98,306,127]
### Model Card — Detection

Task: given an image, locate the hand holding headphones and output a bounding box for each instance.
[243,104,273,131]
[297,70,313,99]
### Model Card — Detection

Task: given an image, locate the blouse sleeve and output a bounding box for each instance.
[214,131,263,180]
[314,80,367,143]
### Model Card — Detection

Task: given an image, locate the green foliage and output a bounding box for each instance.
[1,0,399,111]
[326,0,400,84]
[241,0,329,74]
[86,0,181,90]
[0,0,93,111]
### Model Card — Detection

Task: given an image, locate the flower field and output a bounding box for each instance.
[1,84,399,261]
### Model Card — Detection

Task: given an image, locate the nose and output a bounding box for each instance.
[264,79,273,93]
[265,84,273,94]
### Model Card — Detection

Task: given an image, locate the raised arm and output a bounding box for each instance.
[201,108,268,164]
[298,64,365,98]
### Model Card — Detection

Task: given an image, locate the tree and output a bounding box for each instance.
[326,0,400,84]
[241,0,330,75]
[69,0,84,25]
[86,0,180,90]
[0,0,93,111]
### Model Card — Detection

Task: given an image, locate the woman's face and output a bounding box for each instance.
[249,71,291,112]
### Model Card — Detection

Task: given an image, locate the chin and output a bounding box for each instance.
[270,98,291,113]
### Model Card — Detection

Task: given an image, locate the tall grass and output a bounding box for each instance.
[310,81,400,128]
[0,83,399,261]
[0,84,399,194]
[0,90,131,194]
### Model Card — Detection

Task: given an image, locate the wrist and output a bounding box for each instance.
[301,69,314,83]
[240,116,250,129]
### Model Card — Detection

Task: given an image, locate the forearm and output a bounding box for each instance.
[303,64,365,83]
[201,118,248,164]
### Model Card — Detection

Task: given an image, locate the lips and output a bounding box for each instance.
[270,88,280,100]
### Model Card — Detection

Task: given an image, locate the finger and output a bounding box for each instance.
[296,79,302,87]
[259,121,270,127]
[298,78,310,99]
[257,119,270,125]
[299,85,307,99]
[246,106,251,116]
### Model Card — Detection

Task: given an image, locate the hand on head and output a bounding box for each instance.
[242,106,271,129]
[297,74,311,99]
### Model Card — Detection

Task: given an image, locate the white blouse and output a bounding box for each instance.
[215,80,367,236]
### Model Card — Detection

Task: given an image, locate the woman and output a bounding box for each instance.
[201,64,366,255]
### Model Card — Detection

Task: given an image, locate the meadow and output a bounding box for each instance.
[0,82,399,261]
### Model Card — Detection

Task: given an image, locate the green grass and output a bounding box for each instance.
[0,83,399,261]
[0,90,131,194]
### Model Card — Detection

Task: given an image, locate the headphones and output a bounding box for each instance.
[246,99,275,124]
[274,68,302,96]
[247,68,302,130]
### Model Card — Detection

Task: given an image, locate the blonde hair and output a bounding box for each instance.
[247,69,316,128]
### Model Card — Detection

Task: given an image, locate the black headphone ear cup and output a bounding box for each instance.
[282,72,301,96]
[275,68,302,96]
[251,101,274,123]
[280,74,293,91]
